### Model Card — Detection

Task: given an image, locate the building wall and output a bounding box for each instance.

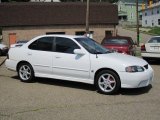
[142,6,160,27]
[118,0,142,23]
[2,25,116,46]
[30,0,60,2]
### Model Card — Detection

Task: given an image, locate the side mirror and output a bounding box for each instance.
[74,49,85,55]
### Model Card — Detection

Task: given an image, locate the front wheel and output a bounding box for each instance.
[18,63,34,82]
[95,70,121,95]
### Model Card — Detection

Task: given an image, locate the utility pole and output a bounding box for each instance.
[86,0,90,35]
[136,0,140,46]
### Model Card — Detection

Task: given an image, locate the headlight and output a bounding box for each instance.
[125,66,144,72]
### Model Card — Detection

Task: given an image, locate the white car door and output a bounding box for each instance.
[27,37,54,75]
[52,37,90,80]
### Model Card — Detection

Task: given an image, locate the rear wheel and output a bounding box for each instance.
[95,70,121,95]
[18,63,34,82]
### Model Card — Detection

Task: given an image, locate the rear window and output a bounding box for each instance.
[148,37,160,43]
[104,39,129,45]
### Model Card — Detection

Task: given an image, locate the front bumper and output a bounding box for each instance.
[119,65,154,88]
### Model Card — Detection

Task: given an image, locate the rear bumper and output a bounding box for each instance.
[5,59,18,71]
[141,52,160,59]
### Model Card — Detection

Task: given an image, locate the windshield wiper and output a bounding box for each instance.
[94,51,103,54]
[94,51,111,54]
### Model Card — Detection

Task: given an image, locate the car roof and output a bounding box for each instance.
[104,36,132,39]
[37,34,86,39]
[22,34,87,48]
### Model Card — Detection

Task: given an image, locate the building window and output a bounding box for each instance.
[158,19,160,25]
[75,31,94,38]
[145,20,147,25]
[75,31,86,36]
[152,20,154,26]
[151,10,154,15]
[145,12,147,16]
[105,31,112,37]
[130,13,133,19]
[157,10,159,14]
[46,32,65,35]
[120,5,122,11]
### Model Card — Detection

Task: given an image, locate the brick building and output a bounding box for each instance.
[0,2,118,46]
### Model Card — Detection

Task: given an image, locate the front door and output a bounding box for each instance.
[52,37,90,79]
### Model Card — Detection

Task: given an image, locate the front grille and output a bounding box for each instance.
[144,64,148,69]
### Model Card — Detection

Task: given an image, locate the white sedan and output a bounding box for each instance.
[141,36,160,60]
[5,35,154,94]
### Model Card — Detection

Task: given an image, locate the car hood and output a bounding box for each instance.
[98,53,148,67]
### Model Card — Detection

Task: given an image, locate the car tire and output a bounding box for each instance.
[95,70,121,95]
[18,63,34,83]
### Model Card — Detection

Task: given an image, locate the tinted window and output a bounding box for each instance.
[148,37,160,43]
[29,37,53,51]
[55,37,80,54]
[104,39,129,45]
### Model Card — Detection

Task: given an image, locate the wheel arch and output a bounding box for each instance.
[16,61,33,72]
[94,68,121,85]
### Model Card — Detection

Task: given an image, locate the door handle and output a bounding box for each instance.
[27,52,32,56]
[55,56,61,58]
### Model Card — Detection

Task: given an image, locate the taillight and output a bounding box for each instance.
[141,45,146,51]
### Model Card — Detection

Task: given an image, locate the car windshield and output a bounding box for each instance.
[104,38,129,45]
[75,37,111,54]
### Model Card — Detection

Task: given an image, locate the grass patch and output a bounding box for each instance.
[148,27,160,35]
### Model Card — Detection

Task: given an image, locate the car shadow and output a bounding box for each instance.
[11,76,152,95]
[147,59,160,65]
[11,76,96,91]
[119,85,152,95]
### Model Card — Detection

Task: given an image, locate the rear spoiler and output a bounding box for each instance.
[10,44,23,48]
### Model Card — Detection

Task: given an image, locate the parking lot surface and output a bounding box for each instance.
[0,57,160,120]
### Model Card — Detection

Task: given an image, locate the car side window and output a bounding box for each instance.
[55,37,80,54]
[29,37,53,51]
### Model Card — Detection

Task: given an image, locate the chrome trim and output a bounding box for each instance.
[52,66,89,72]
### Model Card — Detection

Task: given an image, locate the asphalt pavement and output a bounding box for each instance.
[0,56,6,66]
[0,56,160,120]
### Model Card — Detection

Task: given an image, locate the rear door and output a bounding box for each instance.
[27,37,54,75]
